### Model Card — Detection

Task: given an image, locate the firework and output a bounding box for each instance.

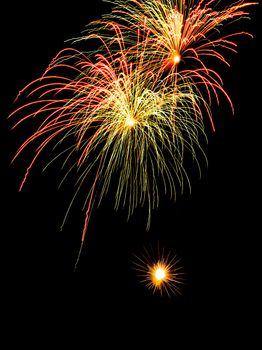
[10,28,207,268]
[10,1,257,271]
[86,0,257,129]
[132,243,184,297]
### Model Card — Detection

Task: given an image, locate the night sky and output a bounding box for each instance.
[1,1,261,346]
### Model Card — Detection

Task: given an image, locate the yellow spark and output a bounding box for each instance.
[133,245,184,297]
[125,116,136,127]
[172,52,181,65]
[152,263,168,284]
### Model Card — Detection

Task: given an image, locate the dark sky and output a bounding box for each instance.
[1,1,260,346]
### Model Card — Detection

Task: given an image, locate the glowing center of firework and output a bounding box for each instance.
[151,263,169,286]
[126,116,136,127]
[172,52,181,65]
[155,267,166,281]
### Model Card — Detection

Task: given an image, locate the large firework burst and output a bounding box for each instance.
[10,28,207,268]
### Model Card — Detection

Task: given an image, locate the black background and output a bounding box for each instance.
[1,1,261,346]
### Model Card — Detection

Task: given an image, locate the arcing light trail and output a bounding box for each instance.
[9,1,257,274]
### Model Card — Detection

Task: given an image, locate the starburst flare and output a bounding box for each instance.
[132,244,184,296]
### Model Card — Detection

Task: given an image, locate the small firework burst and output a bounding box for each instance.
[86,0,257,129]
[132,244,184,297]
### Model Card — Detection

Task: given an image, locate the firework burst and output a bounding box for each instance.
[10,28,207,268]
[86,0,257,129]
[132,243,184,297]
